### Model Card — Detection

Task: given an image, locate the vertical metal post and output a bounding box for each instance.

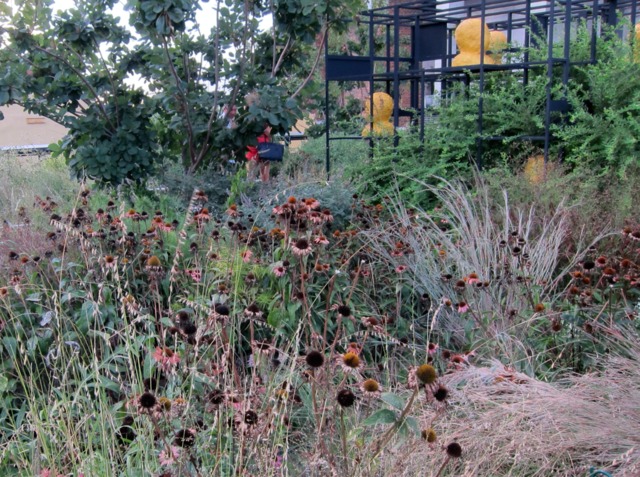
[563,0,571,88]
[393,4,401,133]
[543,0,556,163]
[591,0,599,64]
[476,0,487,170]
[324,30,331,178]
[420,73,426,142]
[369,9,375,156]
[524,0,532,85]
[606,0,618,27]
[411,15,419,116]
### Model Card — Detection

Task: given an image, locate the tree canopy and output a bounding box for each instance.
[0,0,362,184]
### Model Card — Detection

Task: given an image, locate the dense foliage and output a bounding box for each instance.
[347,22,640,209]
[0,0,362,185]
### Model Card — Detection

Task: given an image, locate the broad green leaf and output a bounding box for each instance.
[381,392,405,411]
[363,409,397,426]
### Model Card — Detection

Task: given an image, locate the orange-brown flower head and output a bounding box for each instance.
[416,364,438,385]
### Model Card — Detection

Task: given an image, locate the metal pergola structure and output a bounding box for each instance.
[323,0,639,174]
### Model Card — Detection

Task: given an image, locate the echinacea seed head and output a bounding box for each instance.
[422,428,437,443]
[433,385,448,402]
[446,442,462,458]
[337,305,351,317]
[305,350,325,368]
[336,389,356,408]
[146,255,162,267]
[342,352,360,368]
[416,364,438,385]
[138,392,157,409]
[362,379,379,393]
[173,429,195,448]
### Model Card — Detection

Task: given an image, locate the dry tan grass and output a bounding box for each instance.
[381,331,640,476]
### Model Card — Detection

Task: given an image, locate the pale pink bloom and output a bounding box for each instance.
[309,212,323,224]
[395,265,408,274]
[313,234,329,245]
[159,221,174,232]
[153,347,180,371]
[305,198,321,210]
[186,268,202,282]
[40,470,51,477]
[273,265,287,277]
[272,205,284,215]
[225,205,239,217]
[242,249,253,263]
[321,209,334,222]
[291,238,312,256]
[457,302,469,314]
[159,445,181,466]
[427,342,439,355]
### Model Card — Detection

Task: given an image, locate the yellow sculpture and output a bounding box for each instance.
[489,30,508,64]
[361,92,394,137]
[524,154,556,185]
[452,18,495,67]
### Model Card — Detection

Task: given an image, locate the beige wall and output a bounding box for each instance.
[0,105,67,147]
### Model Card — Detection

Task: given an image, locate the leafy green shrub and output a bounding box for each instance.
[346,127,472,209]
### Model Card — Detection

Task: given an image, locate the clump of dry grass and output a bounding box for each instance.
[362,175,613,361]
[386,330,640,476]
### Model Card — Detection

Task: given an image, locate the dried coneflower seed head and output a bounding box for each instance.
[173,429,195,448]
[244,410,258,425]
[215,304,229,316]
[446,442,462,458]
[583,260,595,270]
[422,428,437,443]
[182,322,198,336]
[139,392,157,409]
[305,350,325,368]
[362,379,380,393]
[433,385,448,402]
[342,352,360,368]
[337,305,351,317]
[336,389,356,408]
[416,364,438,385]
[176,310,190,323]
[534,303,545,313]
[146,255,162,267]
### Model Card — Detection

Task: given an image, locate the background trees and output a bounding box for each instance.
[0,0,362,185]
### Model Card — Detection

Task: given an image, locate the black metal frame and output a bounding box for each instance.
[324,0,639,174]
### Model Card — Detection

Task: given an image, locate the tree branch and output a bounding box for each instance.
[161,33,197,168]
[291,24,328,100]
[30,43,116,129]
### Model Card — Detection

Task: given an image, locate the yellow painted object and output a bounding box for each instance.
[452,18,494,67]
[361,92,395,137]
[489,30,508,63]
[524,155,556,184]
